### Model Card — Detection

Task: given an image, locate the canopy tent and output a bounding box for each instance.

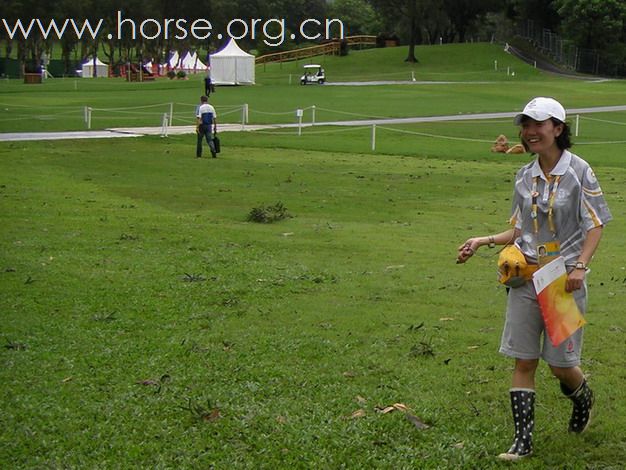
[181,51,208,72]
[209,39,255,85]
[81,57,108,78]
[167,51,180,69]
[143,61,162,75]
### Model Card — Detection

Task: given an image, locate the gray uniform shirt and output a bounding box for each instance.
[510,150,612,266]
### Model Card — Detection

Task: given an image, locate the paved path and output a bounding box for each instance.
[318,105,626,127]
[0,123,280,142]
[326,80,494,86]
[1,105,625,142]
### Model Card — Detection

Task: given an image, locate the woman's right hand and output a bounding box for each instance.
[456,238,482,264]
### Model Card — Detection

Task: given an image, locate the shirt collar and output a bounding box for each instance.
[552,150,571,175]
[530,150,571,179]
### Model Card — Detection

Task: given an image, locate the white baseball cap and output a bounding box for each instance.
[514,97,566,124]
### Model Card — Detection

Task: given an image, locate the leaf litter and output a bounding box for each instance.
[349,402,430,430]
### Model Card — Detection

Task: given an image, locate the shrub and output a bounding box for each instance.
[166,70,176,80]
[176,70,187,79]
[247,202,291,223]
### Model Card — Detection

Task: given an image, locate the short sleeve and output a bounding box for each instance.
[580,166,612,230]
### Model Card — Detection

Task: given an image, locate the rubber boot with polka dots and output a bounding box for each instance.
[561,379,594,433]
[498,388,535,461]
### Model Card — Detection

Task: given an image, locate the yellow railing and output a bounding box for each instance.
[255,36,377,64]
[345,35,377,46]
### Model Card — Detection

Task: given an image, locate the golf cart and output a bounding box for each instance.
[300,64,325,85]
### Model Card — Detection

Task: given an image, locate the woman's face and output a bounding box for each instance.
[520,118,563,155]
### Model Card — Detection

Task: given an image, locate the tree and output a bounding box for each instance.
[555,0,625,50]
[327,0,383,36]
[504,0,560,30]
[443,0,502,42]
[371,0,423,62]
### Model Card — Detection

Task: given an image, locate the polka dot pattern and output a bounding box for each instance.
[562,380,594,433]
[498,389,535,461]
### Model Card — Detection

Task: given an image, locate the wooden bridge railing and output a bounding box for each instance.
[255,36,377,64]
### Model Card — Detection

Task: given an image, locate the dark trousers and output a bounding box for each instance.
[204,78,213,96]
[196,125,216,157]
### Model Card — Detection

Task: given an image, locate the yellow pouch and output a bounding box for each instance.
[498,245,538,288]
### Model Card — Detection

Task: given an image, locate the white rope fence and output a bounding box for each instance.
[377,125,494,143]
[248,119,626,150]
[253,125,372,136]
[579,115,626,126]
[2,102,625,147]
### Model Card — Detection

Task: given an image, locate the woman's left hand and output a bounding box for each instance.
[566,269,585,292]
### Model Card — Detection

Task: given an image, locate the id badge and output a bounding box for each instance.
[537,241,561,267]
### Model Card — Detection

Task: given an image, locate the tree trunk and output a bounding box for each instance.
[405,0,419,63]
[18,40,26,77]
[458,26,466,43]
[4,40,12,60]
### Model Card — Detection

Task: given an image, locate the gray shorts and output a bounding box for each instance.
[499,281,587,367]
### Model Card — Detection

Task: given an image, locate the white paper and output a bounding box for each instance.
[532,256,566,294]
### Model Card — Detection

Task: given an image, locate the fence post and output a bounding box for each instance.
[161,113,169,137]
[169,102,174,127]
[241,104,248,130]
[311,105,316,126]
[296,109,303,136]
[85,107,92,129]
[371,124,376,151]
[575,114,580,137]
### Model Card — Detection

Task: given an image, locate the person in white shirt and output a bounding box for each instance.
[195,95,217,158]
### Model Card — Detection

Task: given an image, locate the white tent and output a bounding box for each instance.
[181,51,208,72]
[192,53,209,72]
[209,39,255,85]
[143,60,163,75]
[81,57,108,78]
[168,51,180,69]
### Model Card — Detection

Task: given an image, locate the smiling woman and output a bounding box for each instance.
[456,96,613,461]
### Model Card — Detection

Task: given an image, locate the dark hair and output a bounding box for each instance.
[553,118,573,150]
[518,116,573,151]
[200,95,208,102]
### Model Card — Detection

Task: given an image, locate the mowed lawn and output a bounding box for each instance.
[1,43,626,132]
[1,135,625,468]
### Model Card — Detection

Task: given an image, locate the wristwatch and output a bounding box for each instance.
[574,261,587,270]
[488,236,495,249]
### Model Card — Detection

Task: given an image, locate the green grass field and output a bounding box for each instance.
[1,43,625,132]
[1,44,626,468]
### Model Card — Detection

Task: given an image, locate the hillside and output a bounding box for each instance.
[256,42,544,84]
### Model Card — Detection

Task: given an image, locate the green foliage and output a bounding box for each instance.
[327,0,383,35]
[506,0,561,30]
[555,0,626,50]
[247,202,291,223]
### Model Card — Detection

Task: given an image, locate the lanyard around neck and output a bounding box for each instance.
[531,175,560,236]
